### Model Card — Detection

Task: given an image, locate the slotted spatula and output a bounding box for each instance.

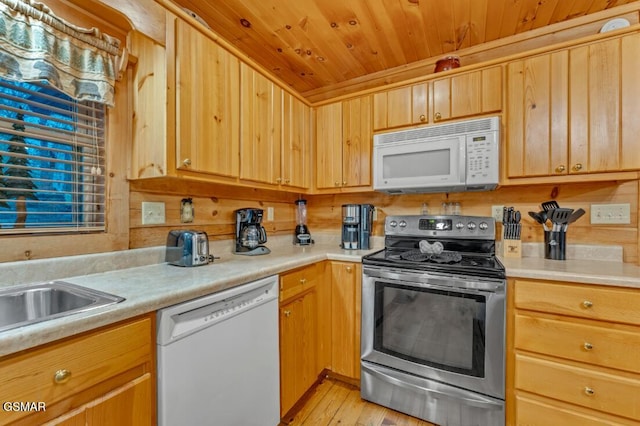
[549,208,573,231]
[541,200,560,211]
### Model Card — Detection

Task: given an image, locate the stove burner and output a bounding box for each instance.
[399,250,463,264]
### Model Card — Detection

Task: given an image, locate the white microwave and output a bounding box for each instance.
[373,116,500,194]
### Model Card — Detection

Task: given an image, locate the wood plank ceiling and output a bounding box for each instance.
[170,0,639,99]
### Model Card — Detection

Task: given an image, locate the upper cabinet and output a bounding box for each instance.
[431,66,502,123]
[315,96,372,192]
[506,32,640,182]
[373,83,428,131]
[282,93,311,190]
[239,63,283,186]
[175,19,240,178]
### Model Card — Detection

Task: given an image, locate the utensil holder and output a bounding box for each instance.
[544,231,566,260]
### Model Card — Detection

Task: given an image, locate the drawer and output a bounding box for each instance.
[280,263,318,302]
[0,316,152,424]
[515,313,640,373]
[515,353,640,420]
[516,393,638,426]
[514,280,640,325]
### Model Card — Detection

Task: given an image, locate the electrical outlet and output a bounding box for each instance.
[267,207,274,221]
[491,205,504,222]
[590,203,631,224]
[141,202,165,225]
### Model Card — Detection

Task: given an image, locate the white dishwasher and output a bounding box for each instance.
[157,275,280,426]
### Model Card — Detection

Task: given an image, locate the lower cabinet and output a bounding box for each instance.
[509,279,640,425]
[279,260,362,418]
[0,314,155,426]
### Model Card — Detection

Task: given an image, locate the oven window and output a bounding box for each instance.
[373,281,485,377]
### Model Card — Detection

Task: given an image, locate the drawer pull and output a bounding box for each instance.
[284,310,291,318]
[54,369,72,384]
[300,278,306,285]
[582,300,593,308]
[584,342,594,350]
[584,387,595,396]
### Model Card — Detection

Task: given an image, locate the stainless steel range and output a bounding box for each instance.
[361,215,506,426]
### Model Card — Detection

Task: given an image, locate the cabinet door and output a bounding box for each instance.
[315,102,343,189]
[432,66,502,122]
[282,93,310,189]
[330,262,361,380]
[506,51,569,178]
[570,35,640,174]
[342,96,372,189]
[175,19,240,177]
[373,83,428,130]
[86,374,153,425]
[240,63,283,184]
[279,291,317,416]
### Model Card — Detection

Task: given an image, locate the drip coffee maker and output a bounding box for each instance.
[234,208,270,255]
[341,204,375,250]
[294,199,313,245]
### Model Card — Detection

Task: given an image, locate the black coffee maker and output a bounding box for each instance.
[234,208,270,255]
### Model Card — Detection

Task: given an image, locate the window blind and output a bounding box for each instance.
[0,78,106,234]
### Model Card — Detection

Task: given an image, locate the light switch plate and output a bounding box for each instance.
[142,202,166,225]
[590,203,631,224]
[266,207,274,221]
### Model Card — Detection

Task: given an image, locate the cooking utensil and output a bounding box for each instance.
[541,200,560,211]
[528,211,545,224]
[549,208,573,232]
[563,208,586,231]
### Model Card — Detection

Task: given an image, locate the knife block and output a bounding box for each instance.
[503,238,522,258]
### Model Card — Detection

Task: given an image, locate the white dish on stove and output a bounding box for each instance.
[599,18,630,33]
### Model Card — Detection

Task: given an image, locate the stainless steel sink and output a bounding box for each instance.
[0,281,125,333]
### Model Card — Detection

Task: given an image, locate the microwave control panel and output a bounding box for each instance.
[466,133,499,185]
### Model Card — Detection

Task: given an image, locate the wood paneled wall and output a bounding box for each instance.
[131,179,639,263]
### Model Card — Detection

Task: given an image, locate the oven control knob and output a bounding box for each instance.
[467,222,477,230]
[455,222,465,230]
[399,220,407,228]
[389,220,398,228]
[479,222,489,230]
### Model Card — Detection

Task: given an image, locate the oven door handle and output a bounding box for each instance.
[363,266,504,293]
[364,363,504,409]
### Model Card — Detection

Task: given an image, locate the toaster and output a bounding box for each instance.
[165,230,211,267]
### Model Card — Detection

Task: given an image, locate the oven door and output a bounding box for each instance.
[361,266,505,399]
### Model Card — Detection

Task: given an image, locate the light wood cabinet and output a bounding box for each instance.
[506,32,640,182]
[431,66,502,123]
[281,92,311,189]
[0,315,155,425]
[315,96,372,191]
[175,18,240,177]
[279,264,322,417]
[509,279,640,424]
[373,83,428,131]
[330,261,361,380]
[240,63,283,185]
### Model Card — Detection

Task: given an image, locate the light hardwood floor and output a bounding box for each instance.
[284,377,436,426]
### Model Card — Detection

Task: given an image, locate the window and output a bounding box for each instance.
[0,77,106,234]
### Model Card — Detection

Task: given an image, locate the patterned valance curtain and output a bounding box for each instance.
[0,0,124,107]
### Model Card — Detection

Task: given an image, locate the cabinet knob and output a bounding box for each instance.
[419,114,426,122]
[182,158,191,167]
[54,369,72,384]
[284,310,291,317]
[573,163,583,171]
[555,165,566,173]
[582,300,593,309]
[434,112,442,121]
[346,266,352,273]
[584,342,594,350]
[284,178,290,184]
[276,177,282,183]
[342,181,347,186]
[584,387,595,396]
[299,278,306,285]
[335,182,341,187]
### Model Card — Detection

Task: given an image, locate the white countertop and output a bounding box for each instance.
[1,236,639,358]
